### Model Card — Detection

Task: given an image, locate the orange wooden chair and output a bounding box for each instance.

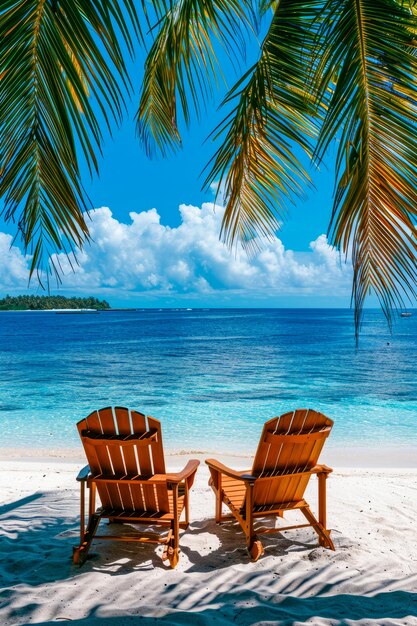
[73,407,199,568]
[206,409,335,560]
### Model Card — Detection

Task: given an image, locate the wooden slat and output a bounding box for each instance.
[114,407,136,469]
[148,416,166,473]
[97,408,123,510]
[131,410,157,512]
[81,411,101,475]
[83,410,112,509]
[148,416,169,513]
[115,407,140,512]
[119,408,146,512]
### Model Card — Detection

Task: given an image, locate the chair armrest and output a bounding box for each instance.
[310,464,333,475]
[206,458,256,482]
[76,465,91,482]
[166,459,200,484]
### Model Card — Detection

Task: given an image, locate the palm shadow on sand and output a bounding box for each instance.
[0,491,416,625]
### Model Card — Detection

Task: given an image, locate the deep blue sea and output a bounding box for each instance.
[0,309,416,452]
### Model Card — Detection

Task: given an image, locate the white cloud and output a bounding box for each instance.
[0,203,352,301]
[0,233,30,288]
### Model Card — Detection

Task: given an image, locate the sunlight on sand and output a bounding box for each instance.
[0,458,416,625]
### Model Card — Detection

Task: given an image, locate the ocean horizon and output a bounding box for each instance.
[1,308,415,453]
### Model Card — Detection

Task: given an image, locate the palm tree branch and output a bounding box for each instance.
[136,0,252,157]
[314,0,417,335]
[204,0,322,250]
[0,0,139,278]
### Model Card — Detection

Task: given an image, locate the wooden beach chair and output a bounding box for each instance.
[206,409,335,560]
[73,407,199,568]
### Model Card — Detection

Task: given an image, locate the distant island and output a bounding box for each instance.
[0,295,111,311]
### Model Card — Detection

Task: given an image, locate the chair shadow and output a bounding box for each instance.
[73,512,323,574]
[0,490,181,583]
[178,516,322,572]
[0,491,348,580]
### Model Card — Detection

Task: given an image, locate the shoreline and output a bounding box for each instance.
[1,443,416,468]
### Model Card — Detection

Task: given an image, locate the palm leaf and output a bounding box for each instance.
[314,0,417,335]
[0,0,139,279]
[205,0,322,249]
[136,0,252,157]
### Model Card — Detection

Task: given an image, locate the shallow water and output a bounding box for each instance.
[0,308,415,452]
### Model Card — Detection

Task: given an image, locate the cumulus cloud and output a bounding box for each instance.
[0,203,352,300]
[0,232,30,288]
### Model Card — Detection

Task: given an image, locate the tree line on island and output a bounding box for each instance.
[0,295,110,311]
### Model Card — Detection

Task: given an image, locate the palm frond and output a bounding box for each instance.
[314,0,417,334]
[136,0,252,157]
[205,0,322,249]
[0,0,139,279]
[258,0,279,17]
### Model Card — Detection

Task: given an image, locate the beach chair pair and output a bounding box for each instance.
[73,407,334,567]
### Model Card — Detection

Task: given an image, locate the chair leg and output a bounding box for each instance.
[166,485,180,568]
[208,470,223,523]
[317,471,331,546]
[301,506,335,551]
[246,483,264,561]
[184,482,190,527]
[73,512,101,565]
[89,482,96,518]
[215,474,223,523]
[317,470,334,550]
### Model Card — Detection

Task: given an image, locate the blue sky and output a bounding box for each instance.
[77,29,337,253]
[0,16,355,307]
[80,89,336,251]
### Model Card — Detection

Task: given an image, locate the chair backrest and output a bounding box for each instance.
[251,409,333,508]
[77,407,169,513]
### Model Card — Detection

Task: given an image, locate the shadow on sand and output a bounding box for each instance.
[21,589,417,626]
[0,491,416,625]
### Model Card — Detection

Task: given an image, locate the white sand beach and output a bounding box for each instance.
[0,451,416,626]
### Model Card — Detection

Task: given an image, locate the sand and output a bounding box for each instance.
[0,451,416,626]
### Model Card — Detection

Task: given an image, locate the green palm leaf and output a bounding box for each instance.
[205,0,322,249]
[0,0,139,278]
[315,0,417,333]
[137,0,251,157]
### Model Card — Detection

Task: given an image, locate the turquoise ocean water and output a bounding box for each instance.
[0,309,415,452]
